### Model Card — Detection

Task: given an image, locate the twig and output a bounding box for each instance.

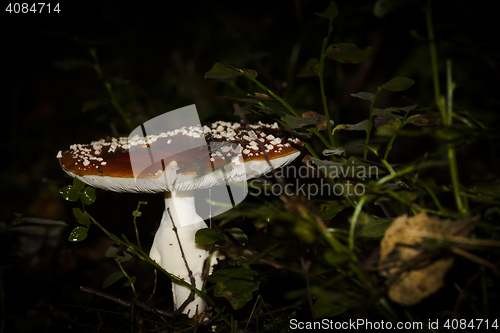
[130,298,135,333]
[167,207,197,315]
[450,246,500,276]
[451,271,480,333]
[147,269,158,303]
[79,286,174,319]
[259,304,300,317]
[404,229,500,248]
[299,256,315,322]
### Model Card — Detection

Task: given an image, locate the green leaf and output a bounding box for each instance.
[205,62,257,79]
[282,115,316,129]
[247,92,274,100]
[224,228,248,246]
[195,228,224,245]
[59,185,80,202]
[209,267,259,310]
[350,92,374,101]
[326,43,372,64]
[324,250,351,266]
[358,143,381,156]
[73,207,91,226]
[15,216,67,227]
[398,190,418,202]
[255,106,287,117]
[73,177,85,191]
[373,104,417,117]
[322,147,345,156]
[310,261,332,275]
[316,1,339,19]
[106,243,120,258]
[132,211,142,217]
[68,226,88,242]
[346,155,380,173]
[332,120,368,136]
[406,114,441,127]
[123,276,137,287]
[307,156,384,180]
[313,291,350,318]
[381,77,415,92]
[296,58,319,77]
[219,95,260,104]
[103,271,125,289]
[472,180,500,199]
[8,225,46,235]
[293,221,316,243]
[435,127,465,141]
[355,213,392,238]
[269,247,284,259]
[320,200,351,220]
[306,157,343,179]
[81,187,96,205]
[120,251,134,263]
[374,117,402,130]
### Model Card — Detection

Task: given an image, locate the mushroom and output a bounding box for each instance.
[57,120,302,316]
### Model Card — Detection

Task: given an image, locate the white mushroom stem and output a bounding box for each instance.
[149,190,216,317]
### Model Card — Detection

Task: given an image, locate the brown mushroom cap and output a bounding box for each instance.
[58,121,302,193]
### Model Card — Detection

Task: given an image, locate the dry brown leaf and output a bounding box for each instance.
[247,92,274,100]
[302,111,327,131]
[379,211,476,306]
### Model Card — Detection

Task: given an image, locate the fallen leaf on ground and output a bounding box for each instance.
[379,212,476,306]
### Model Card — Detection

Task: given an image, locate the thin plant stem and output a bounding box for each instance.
[115,257,138,299]
[311,128,334,150]
[303,214,348,254]
[89,49,133,132]
[384,109,411,160]
[259,295,283,333]
[445,59,466,215]
[380,159,396,176]
[448,147,464,213]
[318,16,335,148]
[410,177,446,213]
[0,269,4,333]
[349,195,367,251]
[364,87,382,160]
[88,215,232,327]
[303,142,319,158]
[244,296,261,332]
[132,201,147,250]
[241,73,335,151]
[480,266,489,319]
[446,60,454,126]
[242,73,301,117]
[426,0,446,119]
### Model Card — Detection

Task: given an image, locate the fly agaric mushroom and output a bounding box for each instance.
[57,120,301,316]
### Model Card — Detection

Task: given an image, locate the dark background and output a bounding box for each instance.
[1,0,499,331]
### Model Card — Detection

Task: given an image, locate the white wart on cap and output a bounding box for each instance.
[57,121,302,192]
